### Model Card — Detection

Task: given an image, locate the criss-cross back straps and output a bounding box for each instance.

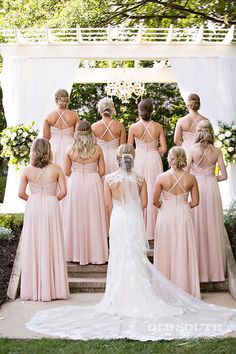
[140,120,154,140]
[99,120,115,139]
[34,170,44,184]
[168,171,186,193]
[188,116,200,132]
[54,110,69,128]
[197,147,210,166]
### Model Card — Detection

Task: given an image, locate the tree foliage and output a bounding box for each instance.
[0,0,235,28]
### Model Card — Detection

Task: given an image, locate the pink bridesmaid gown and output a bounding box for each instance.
[50,111,75,214]
[134,121,163,240]
[21,170,69,301]
[50,111,75,170]
[181,117,198,152]
[190,150,226,282]
[96,120,119,175]
[154,171,200,298]
[64,161,108,265]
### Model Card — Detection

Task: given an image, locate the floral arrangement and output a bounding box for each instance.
[0,122,39,168]
[215,121,236,164]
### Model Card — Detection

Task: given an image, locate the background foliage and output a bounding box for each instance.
[0,0,235,28]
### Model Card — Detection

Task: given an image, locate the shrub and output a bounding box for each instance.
[0,213,24,231]
[0,175,6,203]
[0,226,13,240]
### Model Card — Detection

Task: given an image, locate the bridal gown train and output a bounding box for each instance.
[26,171,236,340]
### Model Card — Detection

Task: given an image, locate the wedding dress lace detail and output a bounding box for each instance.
[26,170,236,340]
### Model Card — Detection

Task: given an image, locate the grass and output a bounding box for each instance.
[0,338,236,354]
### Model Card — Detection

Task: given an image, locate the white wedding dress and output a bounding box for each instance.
[26,169,236,340]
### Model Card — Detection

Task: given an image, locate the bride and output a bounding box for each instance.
[27,144,236,340]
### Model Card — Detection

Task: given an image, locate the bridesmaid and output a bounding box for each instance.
[128,98,167,240]
[174,93,208,152]
[64,120,108,265]
[19,138,69,301]
[92,97,126,175]
[187,120,227,282]
[43,89,80,171]
[153,146,200,298]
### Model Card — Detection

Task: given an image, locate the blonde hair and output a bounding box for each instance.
[116,144,135,172]
[55,89,70,109]
[187,93,200,111]
[72,120,97,159]
[97,97,115,117]
[168,146,187,170]
[30,138,52,168]
[195,120,214,146]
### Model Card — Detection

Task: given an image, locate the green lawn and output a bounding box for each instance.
[0,338,236,354]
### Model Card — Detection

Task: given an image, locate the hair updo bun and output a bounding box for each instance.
[187,93,200,111]
[97,97,115,117]
[30,138,52,168]
[168,146,187,170]
[116,144,135,172]
[195,119,214,145]
[55,89,70,109]
[138,99,153,121]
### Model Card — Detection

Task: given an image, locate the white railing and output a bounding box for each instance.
[0,26,235,44]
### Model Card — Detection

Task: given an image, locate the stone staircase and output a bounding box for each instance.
[67,241,229,294]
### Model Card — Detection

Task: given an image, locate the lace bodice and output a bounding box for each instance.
[106,171,144,188]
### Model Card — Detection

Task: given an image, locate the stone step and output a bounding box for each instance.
[68,277,106,293]
[200,279,229,293]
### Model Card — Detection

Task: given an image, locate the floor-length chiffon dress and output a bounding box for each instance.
[21,170,69,301]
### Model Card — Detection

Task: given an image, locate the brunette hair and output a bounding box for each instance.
[138,99,153,121]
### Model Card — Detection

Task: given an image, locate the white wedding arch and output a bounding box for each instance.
[0,25,235,212]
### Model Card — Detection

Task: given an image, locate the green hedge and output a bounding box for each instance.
[0,213,23,231]
[0,175,6,203]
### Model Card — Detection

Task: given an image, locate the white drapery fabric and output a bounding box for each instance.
[1,57,79,213]
[170,57,236,207]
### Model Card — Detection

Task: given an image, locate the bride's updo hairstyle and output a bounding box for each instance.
[138,99,153,121]
[168,146,187,170]
[116,144,135,172]
[97,97,115,117]
[195,119,214,146]
[72,120,97,159]
[55,89,70,109]
[187,93,200,111]
[30,138,52,168]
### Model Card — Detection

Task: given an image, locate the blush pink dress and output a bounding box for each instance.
[134,121,163,240]
[96,120,119,175]
[181,117,198,152]
[50,111,75,170]
[20,170,69,301]
[154,171,200,298]
[190,149,226,282]
[64,161,108,265]
[49,111,75,214]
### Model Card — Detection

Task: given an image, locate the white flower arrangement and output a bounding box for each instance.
[0,122,39,168]
[215,121,236,164]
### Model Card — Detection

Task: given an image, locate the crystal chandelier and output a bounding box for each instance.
[105,81,145,103]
